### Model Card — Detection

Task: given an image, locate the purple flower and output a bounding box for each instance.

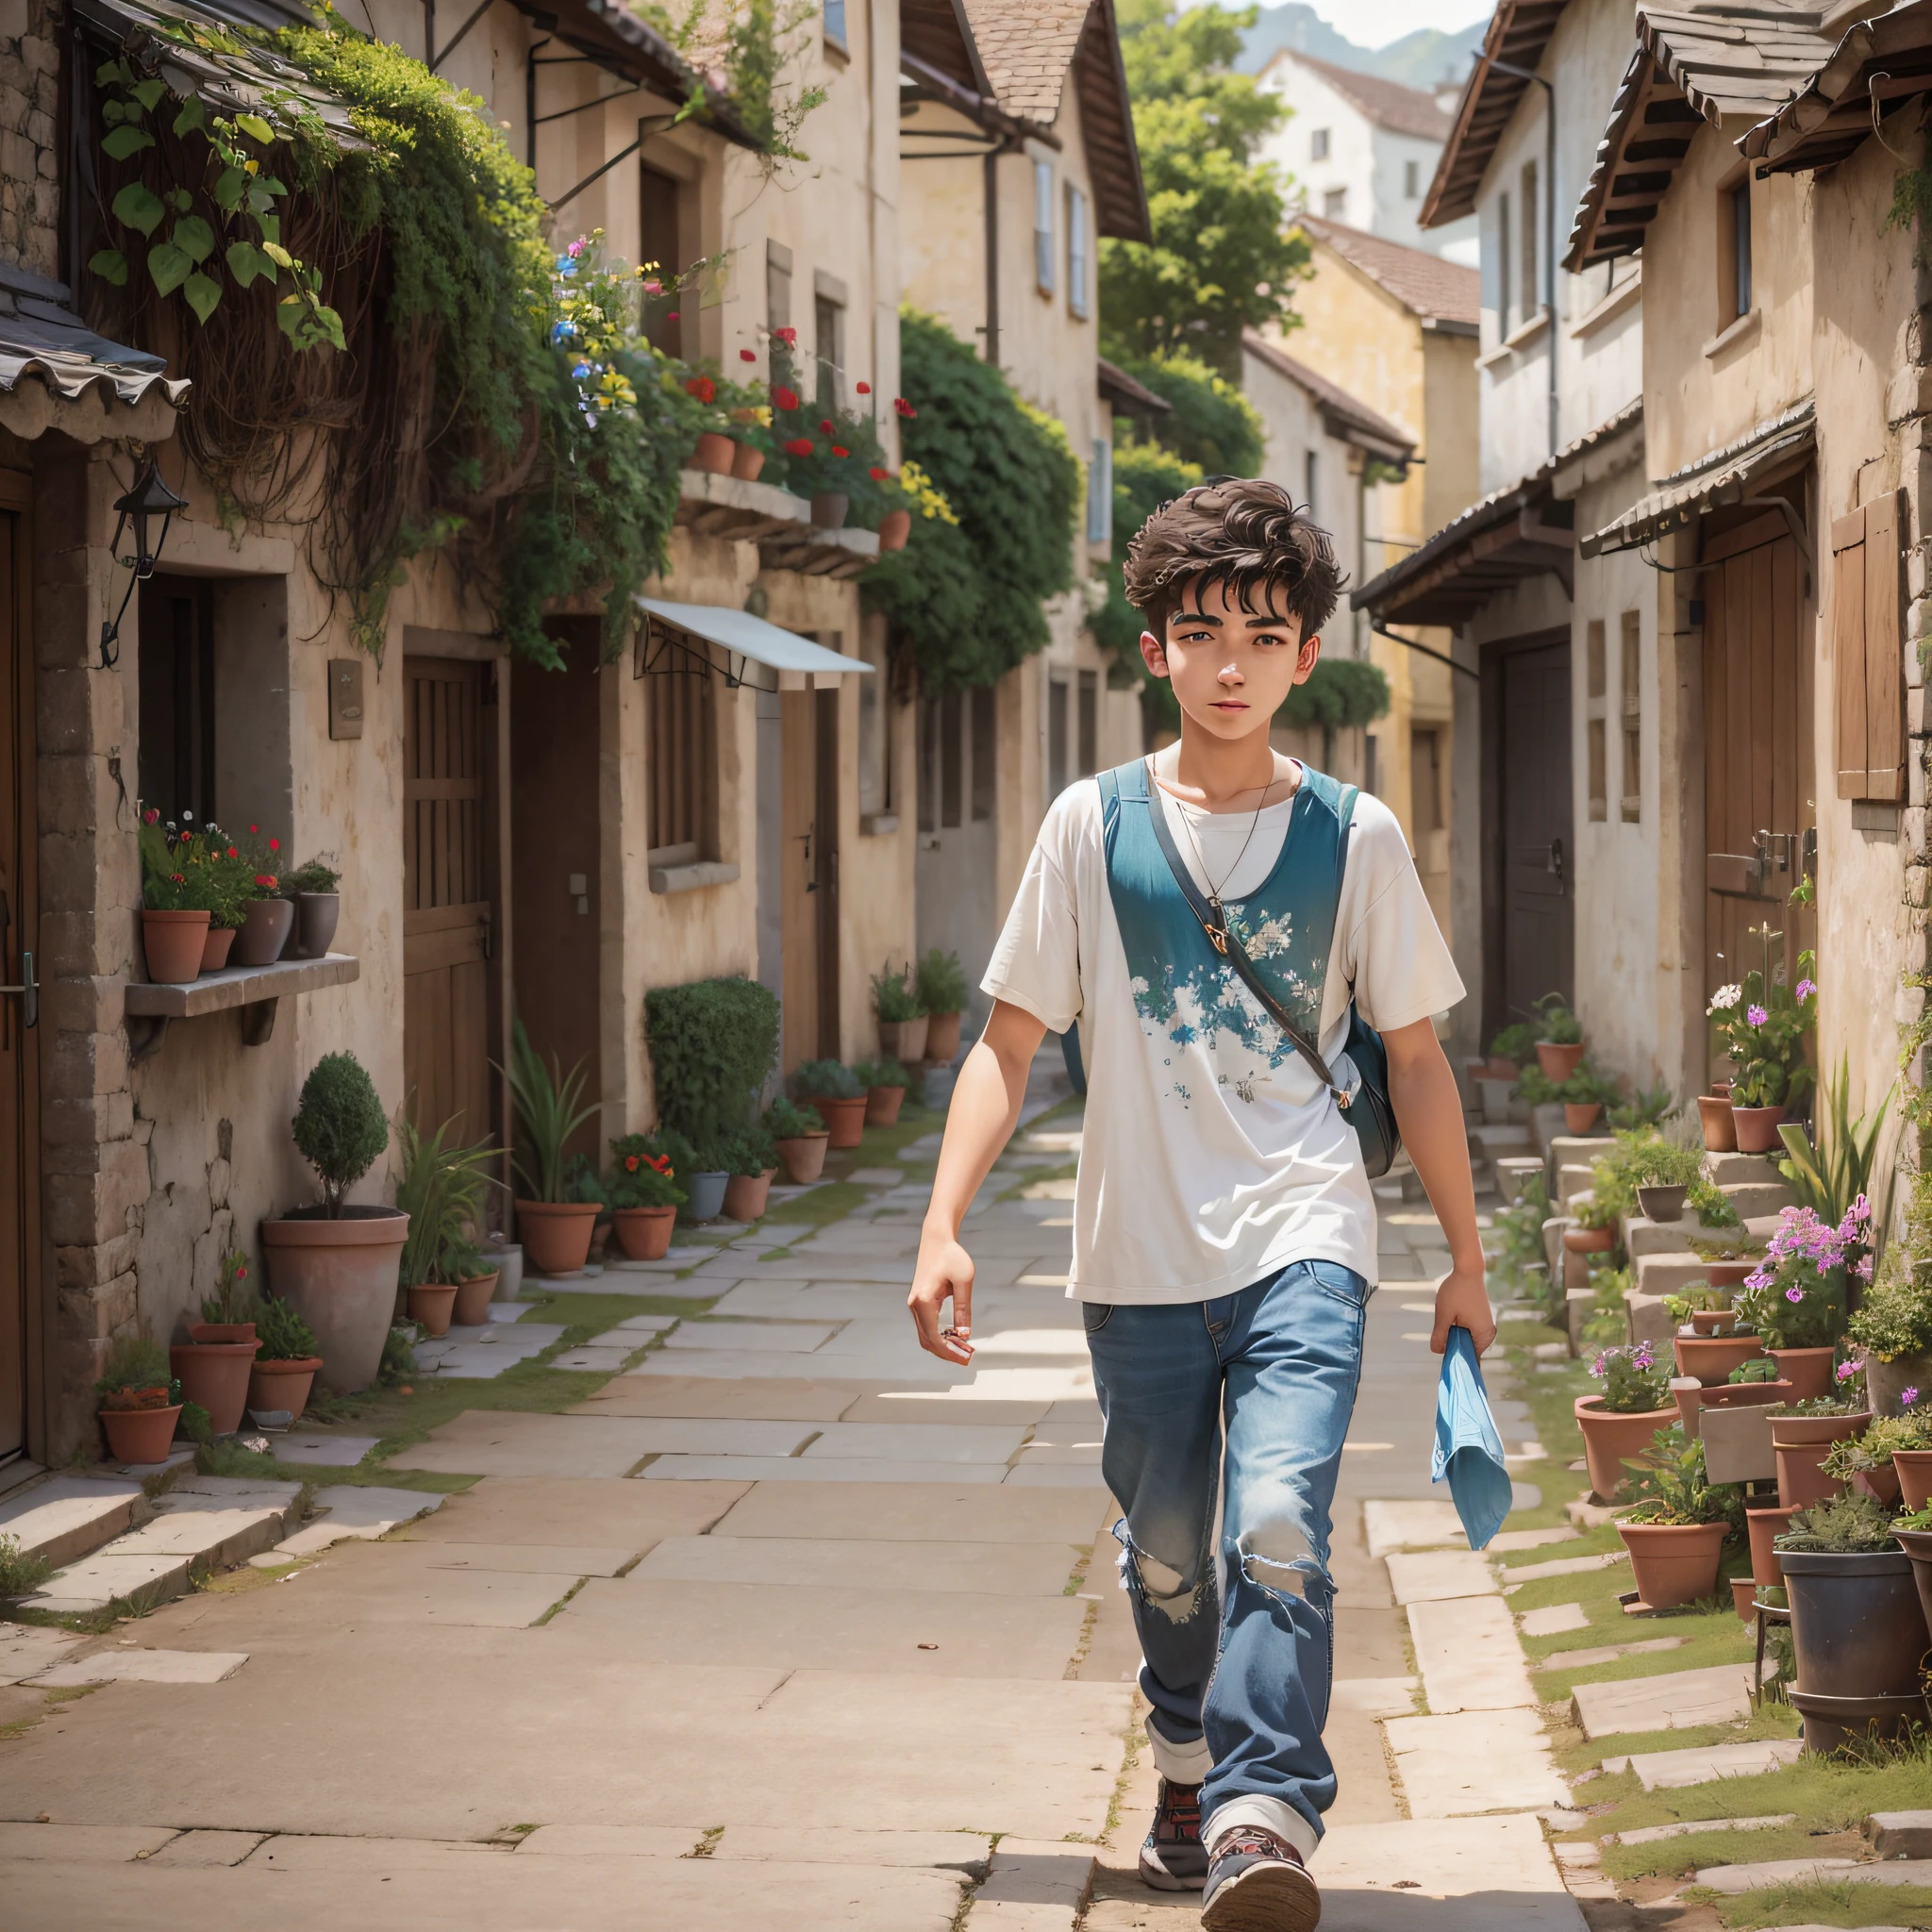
[1786,1287,1805,1303]
[1906,1386,1922,1407]
[1747,1004,1769,1027]
[1836,1359,1859,1383]
[1796,978,1817,1002]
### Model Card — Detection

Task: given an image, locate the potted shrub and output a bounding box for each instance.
[1887,1396,1932,1508]
[1821,1408,1918,1507]
[682,1147,731,1223]
[721,1123,777,1221]
[720,375,771,479]
[190,826,256,973]
[1735,1201,1859,1399]
[1531,993,1585,1082]
[1671,1291,1767,1385]
[233,827,295,966]
[1634,1140,1703,1224]
[1486,1018,1539,1082]
[872,962,929,1065]
[1616,1425,1740,1609]
[503,1018,601,1278]
[396,1113,494,1335]
[564,1155,614,1262]
[283,857,341,958]
[138,811,213,982]
[1768,1391,1871,1508]
[770,394,883,527]
[643,973,781,1216]
[247,1294,324,1423]
[677,366,734,474]
[1575,1341,1676,1502]
[794,1058,867,1149]
[261,1051,409,1395]
[856,1057,910,1127]
[916,947,970,1064]
[1775,1491,1930,1750]
[94,1335,180,1464]
[1707,949,1817,1154]
[1563,1193,1616,1255]
[1559,1061,1621,1135]
[766,1097,829,1184]
[171,1247,261,1435]
[1849,1251,1932,1418]
[606,1135,687,1258]
[443,1238,498,1328]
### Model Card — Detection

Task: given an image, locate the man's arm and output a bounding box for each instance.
[908,1000,1050,1362]
[1383,1017,1496,1355]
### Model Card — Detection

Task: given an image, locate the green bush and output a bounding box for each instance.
[914,948,969,1015]
[717,1123,776,1177]
[1276,659,1390,733]
[0,1531,52,1597]
[854,1058,909,1091]
[1534,994,1583,1044]
[792,1058,861,1100]
[765,1096,824,1139]
[95,1334,170,1396]
[1850,1257,1932,1361]
[872,964,924,1023]
[1489,1021,1539,1067]
[291,1053,389,1216]
[1776,1491,1898,1553]
[644,976,781,1149]
[256,1295,318,1362]
[1108,352,1264,475]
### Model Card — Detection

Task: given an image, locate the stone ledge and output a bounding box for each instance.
[123,950,358,1019]
[648,859,741,896]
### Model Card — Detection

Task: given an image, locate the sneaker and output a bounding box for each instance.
[1137,1778,1207,1890]
[1200,1824,1321,1932]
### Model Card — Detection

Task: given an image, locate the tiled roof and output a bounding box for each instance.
[1294,213,1481,330]
[1241,329,1415,463]
[1096,358,1172,413]
[1420,0,1570,228]
[1268,49,1456,142]
[1742,0,1932,174]
[0,261,188,416]
[960,0,1092,121]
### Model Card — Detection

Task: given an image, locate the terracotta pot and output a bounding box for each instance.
[407,1282,459,1338]
[1895,1448,1932,1510]
[1575,1395,1678,1503]
[877,508,911,552]
[170,1338,259,1436]
[235,895,294,967]
[877,1015,929,1064]
[1564,1103,1605,1134]
[776,1133,829,1184]
[515,1200,599,1277]
[295,892,340,959]
[692,430,736,475]
[1895,1526,1932,1642]
[1747,1502,1799,1588]
[1537,1041,1587,1081]
[451,1270,499,1327]
[1864,1350,1932,1417]
[188,1322,257,1345]
[1853,1461,1904,1507]
[1699,1378,1792,1409]
[1698,1094,1739,1153]
[1731,1104,1788,1155]
[865,1085,906,1127]
[810,1094,868,1150]
[142,908,211,984]
[1564,1224,1614,1254]
[1690,1309,1737,1336]
[810,491,849,530]
[1707,1260,1759,1290]
[1772,1408,1870,1509]
[730,440,765,481]
[1770,1347,1840,1404]
[1618,1519,1727,1609]
[613,1207,676,1260]
[261,1206,410,1396]
[247,1355,322,1423]
[199,924,237,973]
[723,1172,773,1222]
[99,1403,183,1465]
[924,1011,962,1063]
[1638,1184,1688,1224]
[1674,1333,1769,1386]
[1731,1575,1760,1624]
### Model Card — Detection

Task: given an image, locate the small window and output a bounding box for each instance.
[138,575,216,827]
[858,620,889,820]
[814,291,843,408]
[1620,609,1641,823]
[1496,192,1512,337]
[1310,127,1330,161]
[1087,436,1112,545]
[918,699,939,834]
[640,163,683,355]
[1076,670,1098,778]
[1410,727,1443,834]
[1585,618,1607,823]
[1322,186,1347,221]
[1067,185,1090,320]
[1404,158,1420,199]
[1519,160,1538,325]
[1034,158,1056,295]
[1048,676,1069,797]
[767,243,792,389]
[971,685,994,822]
[940,689,964,828]
[648,661,718,858]
[1304,449,1318,518]
[1730,180,1753,319]
[824,0,846,53]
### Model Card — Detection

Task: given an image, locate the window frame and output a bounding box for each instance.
[1087,436,1112,545]
[1066,183,1090,320]
[823,0,847,55]
[1034,157,1056,297]
[646,658,720,861]
[1310,126,1330,161]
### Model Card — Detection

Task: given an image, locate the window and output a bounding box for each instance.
[923,689,997,832]
[1410,728,1443,835]
[813,291,844,408]
[1034,158,1056,295]
[1496,192,1512,335]
[1730,180,1753,319]
[648,662,717,858]
[918,700,938,833]
[1310,127,1330,161]
[1087,436,1112,545]
[1519,160,1539,325]
[1066,185,1090,319]
[940,689,964,827]
[823,0,846,52]
[139,575,216,826]
[1322,186,1347,221]
[640,164,683,354]
[1833,490,1906,801]
[1585,618,1607,823]
[1619,609,1641,823]
[858,619,890,822]
[1404,158,1420,199]
[1048,676,1069,797]
[1304,449,1318,518]
[971,685,995,822]
[767,242,792,391]
[1076,670,1098,778]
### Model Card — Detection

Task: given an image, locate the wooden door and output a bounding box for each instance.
[814,687,841,1056]
[780,692,820,1070]
[404,658,494,1143]
[1496,640,1574,1021]
[0,508,37,1467]
[1702,512,1814,1030]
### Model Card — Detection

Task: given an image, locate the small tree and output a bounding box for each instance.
[291,1052,389,1218]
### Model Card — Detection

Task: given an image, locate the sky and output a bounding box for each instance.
[1218,0,1493,46]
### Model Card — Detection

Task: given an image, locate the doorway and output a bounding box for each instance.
[780,688,841,1069]
[1483,632,1574,1039]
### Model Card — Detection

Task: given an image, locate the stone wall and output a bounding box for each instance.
[0,0,60,281]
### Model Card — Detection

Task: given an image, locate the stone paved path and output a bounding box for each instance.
[0,1057,1587,1927]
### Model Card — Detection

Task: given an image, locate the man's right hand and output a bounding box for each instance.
[909,1224,976,1364]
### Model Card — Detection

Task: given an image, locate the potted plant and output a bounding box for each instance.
[1892,1495,1932,1640]
[1559,1061,1621,1136]
[1634,1140,1703,1224]
[233,825,295,966]
[677,366,734,474]
[1563,1191,1617,1255]
[181,825,256,973]
[680,1145,731,1224]
[442,1238,498,1327]
[1886,1395,1932,1508]
[1531,993,1585,1082]
[1735,1201,1861,1398]
[1707,939,1817,1154]
[1575,1340,1677,1502]
[793,1058,867,1149]
[1671,1291,1767,1385]
[1485,1018,1539,1082]
[94,1336,181,1464]
[246,1294,325,1423]
[1768,1391,1871,1508]
[261,1051,409,1395]
[1616,1424,1740,1608]
[721,1122,777,1221]
[563,1155,615,1262]
[642,973,781,1219]
[502,1018,601,1278]
[766,1096,829,1184]
[607,1135,687,1257]
[720,375,772,479]
[138,812,214,982]
[1849,1248,1932,1418]
[856,1057,910,1127]
[872,963,929,1065]
[1821,1408,1919,1507]
[771,395,883,527]
[916,948,970,1065]
[1698,1086,1738,1154]
[396,1113,494,1335]
[282,857,341,958]
[171,1247,261,1436]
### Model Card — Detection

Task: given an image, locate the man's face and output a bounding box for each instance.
[1139,578,1321,742]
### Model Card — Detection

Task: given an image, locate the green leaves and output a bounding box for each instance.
[225,240,275,287]
[100,124,156,160]
[173,96,208,138]
[88,247,128,287]
[181,272,222,323]
[111,181,165,236]
[146,241,192,296]
[234,110,276,144]
[173,214,215,263]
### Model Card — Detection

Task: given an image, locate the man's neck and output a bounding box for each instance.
[1158,720,1292,813]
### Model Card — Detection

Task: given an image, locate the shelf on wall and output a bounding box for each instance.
[125,953,360,1062]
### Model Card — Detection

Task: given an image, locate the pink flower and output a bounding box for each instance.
[1747,1004,1768,1026]
[1905,1386,1921,1407]
[642,279,662,295]
[1796,978,1817,1001]
[1786,1287,1805,1303]
[1836,1359,1859,1383]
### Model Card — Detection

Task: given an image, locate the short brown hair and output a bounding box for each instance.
[1122,479,1345,640]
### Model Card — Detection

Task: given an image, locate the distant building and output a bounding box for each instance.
[1254,49,1479,263]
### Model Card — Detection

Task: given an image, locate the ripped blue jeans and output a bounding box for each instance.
[1081,1258,1370,1858]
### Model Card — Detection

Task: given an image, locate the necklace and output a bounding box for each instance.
[1159,753,1291,909]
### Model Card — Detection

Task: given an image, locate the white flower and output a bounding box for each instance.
[1707,983,1741,1012]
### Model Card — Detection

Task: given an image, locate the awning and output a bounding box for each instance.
[0,260,187,443]
[1581,397,1814,558]
[634,597,874,692]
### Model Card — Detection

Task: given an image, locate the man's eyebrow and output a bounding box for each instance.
[1174,608,1222,625]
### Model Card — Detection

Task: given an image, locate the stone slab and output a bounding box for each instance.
[1868,1811,1932,1858]
[549,1346,637,1373]
[1540,1636,1689,1672]
[642,1456,1008,1483]
[147,1829,266,1867]
[1329,1676,1421,1717]
[800,1422,1029,1464]
[1490,1526,1580,1553]
[600,1314,681,1334]
[0,1474,142,1567]
[0,1624,81,1685]
[1310,1812,1585,1929]
[401,1541,634,1576]
[117,1491,293,1570]
[710,1826,989,1869]
[840,1392,1058,1425]
[1363,1500,1466,1558]
[1003,1462,1108,1488]
[271,1434,380,1468]
[1627,1738,1806,1790]
[1384,1708,1571,1817]
[574,1374,871,1420]
[387,1410,810,1477]
[29,1648,248,1686]
[1501,1550,1628,1585]
[618,1347,967,1385]
[664,1320,841,1352]
[1695,1858,1932,1891]
[0,1822,179,1861]
[397,1475,745,1547]
[980,1838,1094,1907]
[512,1824,708,1857]
[1611,1812,1796,1845]
[708,1479,1107,1544]
[629,1535,1078,1596]
[267,1554,576,1628]
[1386,1549,1497,1605]
[21,1549,192,1614]
[1572,1664,1752,1740]
[1408,1595,1537,1713]
[1519,1603,1589,1637]
[255,1485,443,1562]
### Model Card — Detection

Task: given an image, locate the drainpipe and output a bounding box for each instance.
[1483,56,1557,458]
[984,142,1003,366]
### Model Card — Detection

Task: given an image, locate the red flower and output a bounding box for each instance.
[773,386,799,410]
[684,376,715,403]
[784,437,814,457]
[856,381,871,395]
[739,349,757,362]
[625,1155,640,1172]
[894,397,915,418]
[226,846,238,858]
[667,310,680,322]
[869,466,891,481]
[269,838,280,852]
[819,419,834,434]
[831,446,848,458]
[255,874,276,890]
[235,1265,247,1278]
[249,824,258,834]
[772,326,797,346]
[143,808,158,824]
[648,1154,672,1174]
[170,872,184,883]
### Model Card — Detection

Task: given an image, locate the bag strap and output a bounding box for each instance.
[1138,759,1351,1105]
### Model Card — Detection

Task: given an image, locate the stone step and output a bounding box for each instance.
[1494,1156,1545,1206]
[1706,1152,1781,1188]
[1867,1812,1932,1858]
[1470,1124,1534,1158]
[0,1473,146,1569]
[1723,1180,1793,1217]
[1608,1737,1803,1790]
[1635,1252,1716,1298]
[1571,1664,1753,1740]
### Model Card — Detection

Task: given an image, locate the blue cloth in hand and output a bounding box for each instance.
[1431,1324,1511,1551]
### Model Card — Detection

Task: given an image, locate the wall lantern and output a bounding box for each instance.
[98,457,190,669]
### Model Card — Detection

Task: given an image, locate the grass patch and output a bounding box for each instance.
[746,1182,867,1238]
[510,1290,708,1346]
[1000,1159,1077,1203]
[1695,1877,1932,1926]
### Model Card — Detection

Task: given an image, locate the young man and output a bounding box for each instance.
[908,481,1493,1932]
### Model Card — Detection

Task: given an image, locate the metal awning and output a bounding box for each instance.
[634,597,874,692]
[1581,397,1815,558]
[0,260,188,442]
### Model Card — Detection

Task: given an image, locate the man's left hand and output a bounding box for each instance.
[1430,1259,1495,1356]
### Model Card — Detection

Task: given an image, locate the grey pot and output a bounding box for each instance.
[1866,1350,1932,1417]
[296,891,340,958]
[809,491,849,531]
[236,895,295,967]
[683,1171,729,1222]
[1637,1184,1687,1223]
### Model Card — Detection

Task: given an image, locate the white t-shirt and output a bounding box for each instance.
[983,763,1465,1303]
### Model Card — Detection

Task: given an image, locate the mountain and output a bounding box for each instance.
[1234,4,1489,92]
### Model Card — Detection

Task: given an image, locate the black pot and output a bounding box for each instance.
[295,891,340,958]
[1896,1527,1932,1641]
[1781,1546,1931,1698]
[1637,1184,1687,1223]
[1789,1687,1929,1755]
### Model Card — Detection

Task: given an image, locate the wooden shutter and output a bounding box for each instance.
[1834,489,1905,801]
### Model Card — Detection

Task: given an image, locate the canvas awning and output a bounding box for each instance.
[634,597,874,692]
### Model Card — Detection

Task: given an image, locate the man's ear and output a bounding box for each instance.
[1139,629,1171,680]
[1294,631,1324,683]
